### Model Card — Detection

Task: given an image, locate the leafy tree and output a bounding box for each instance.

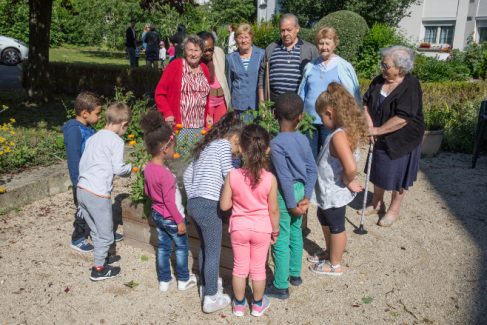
[277,0,421,28]
[210,0,256,25]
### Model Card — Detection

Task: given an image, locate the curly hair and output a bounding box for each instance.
[315,82,368,151]
[191,111,245,161]
[139,110,174,157]
[239,124,270,185]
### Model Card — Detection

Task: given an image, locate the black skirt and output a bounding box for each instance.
[146,51,159,61]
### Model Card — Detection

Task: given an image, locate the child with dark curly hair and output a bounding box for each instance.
[220,124,280,317]
[140,110,197,292]
[308,82,368,276]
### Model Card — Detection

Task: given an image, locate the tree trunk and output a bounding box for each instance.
[25,0,53,103]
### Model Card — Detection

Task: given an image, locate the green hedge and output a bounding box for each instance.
[22,62,163,98]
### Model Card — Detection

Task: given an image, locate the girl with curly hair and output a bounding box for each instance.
[220,124,280,317]
[140,110,197,292]
[308,82,368,276]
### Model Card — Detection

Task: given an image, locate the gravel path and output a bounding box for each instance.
[0,150,486,324]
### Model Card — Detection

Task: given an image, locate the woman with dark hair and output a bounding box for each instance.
[155,34,211,138]
[171,24,187,59]
[211,26,219,44]
[196,31,230,125]
[143,24,161,68]
[360,45,425,227]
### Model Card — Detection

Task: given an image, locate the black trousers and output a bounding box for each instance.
[72,187,91,242]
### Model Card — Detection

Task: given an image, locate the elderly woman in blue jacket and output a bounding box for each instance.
[298,26,361,160]
[226,23,265,120]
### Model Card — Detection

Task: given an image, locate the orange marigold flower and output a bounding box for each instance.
[173,153,180,159]
[208,125,212,129]
[129,140,136,146]
[175,130,179,134]
[176,124,183,130]
[196,134,199,137]
[201,130,206,135]
[128,134,135,138]
[132,167,139,172]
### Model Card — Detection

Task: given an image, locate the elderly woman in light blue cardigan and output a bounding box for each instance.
[298,26,361,160]
[226,23,265,120]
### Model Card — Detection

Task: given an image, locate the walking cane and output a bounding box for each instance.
[354,143,374,235]
[266,62,270,102]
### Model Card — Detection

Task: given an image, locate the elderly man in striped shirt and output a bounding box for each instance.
[258,13,319,104]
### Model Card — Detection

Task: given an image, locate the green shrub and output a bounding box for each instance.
[298,27,313,44]
[424,105,453,131]
[479,51,487,80]
[252,21,281,49]
[443,99,482,153]
[462,33,486,78]
[310,10,369,64]
[22,62,163,98]
[355,23,416,79]
[412,55,470,83]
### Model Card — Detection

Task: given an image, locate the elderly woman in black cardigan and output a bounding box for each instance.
[360,45,425,227]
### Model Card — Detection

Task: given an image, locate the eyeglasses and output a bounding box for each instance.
[237,36,251,41]
[203,47,214,53]
[380,62,395,70]
[160,133,176,151]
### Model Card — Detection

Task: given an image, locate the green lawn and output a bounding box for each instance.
[49,48,142,67]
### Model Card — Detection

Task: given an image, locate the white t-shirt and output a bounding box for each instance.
[228,32,237,54]
[159,47,166,60]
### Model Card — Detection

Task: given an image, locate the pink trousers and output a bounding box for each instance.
[230,230,270,281]
[208,102,227,124]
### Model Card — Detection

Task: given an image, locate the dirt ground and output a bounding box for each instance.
[0,149,486,325]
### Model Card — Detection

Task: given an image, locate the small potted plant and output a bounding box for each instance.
[421,105,451,157]
[420,42,431,49]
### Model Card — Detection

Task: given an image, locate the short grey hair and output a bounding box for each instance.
[380,45,415,75]
[279,13,299,28]
[182,34,204,52]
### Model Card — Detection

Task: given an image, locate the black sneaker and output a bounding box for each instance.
[106,254,121,265]
[289,276,303,286]
[90,264,121,281]
[264,281,290,299]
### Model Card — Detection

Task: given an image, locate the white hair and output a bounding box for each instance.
[380,45,415,74]
[279,13,299,28]
[182,34,204,52]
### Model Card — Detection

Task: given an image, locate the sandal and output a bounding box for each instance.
[357,204,386,216]
[309,260,342,276]
[307,250,329,264]
[378,215,398,227]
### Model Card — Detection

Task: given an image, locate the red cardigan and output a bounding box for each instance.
[155,58,210,128]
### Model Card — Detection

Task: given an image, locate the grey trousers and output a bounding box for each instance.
[126,46,136,67]
[77,188,114,266]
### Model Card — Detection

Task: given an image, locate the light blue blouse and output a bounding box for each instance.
[225,45,265,112]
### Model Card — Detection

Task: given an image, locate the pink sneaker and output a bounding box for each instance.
[251,295,270,317]
[232,298,247,317]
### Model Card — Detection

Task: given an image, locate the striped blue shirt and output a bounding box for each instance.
[241,57,250,70]
[269,42,302,94]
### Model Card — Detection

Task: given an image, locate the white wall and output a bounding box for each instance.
[257,0,279,22]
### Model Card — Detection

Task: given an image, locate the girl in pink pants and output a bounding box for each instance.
[220,124,280,317]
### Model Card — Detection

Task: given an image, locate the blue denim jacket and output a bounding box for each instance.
[225,45,265,112]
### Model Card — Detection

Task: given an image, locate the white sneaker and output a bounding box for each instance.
[159,274,175,292]
[178,274,197,291]
[203,291,231,314]
[199,277,223,300]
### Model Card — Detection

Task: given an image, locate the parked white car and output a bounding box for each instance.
[0,36,29,66]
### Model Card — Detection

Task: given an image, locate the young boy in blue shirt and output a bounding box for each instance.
[62,92,123,253]
[265,92,318,299]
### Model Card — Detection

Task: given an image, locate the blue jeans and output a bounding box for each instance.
[305,124,331,160]
[152,210,190,282]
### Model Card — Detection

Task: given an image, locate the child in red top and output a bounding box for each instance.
[220,124,280,317]
[167,42,175,63]
[140,110,197,293]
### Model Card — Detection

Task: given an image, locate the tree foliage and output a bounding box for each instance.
[210,0,256,25]
[310,10,369,64]
[277,0,421,28]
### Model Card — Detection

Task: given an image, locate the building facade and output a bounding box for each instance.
[257,0,279,23]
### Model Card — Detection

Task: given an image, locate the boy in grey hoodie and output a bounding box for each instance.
[77,102,132,281]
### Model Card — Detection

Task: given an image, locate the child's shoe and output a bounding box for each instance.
[178,274,197,291]
[106,253,121,265]
[71,237,94,253]
[199,277,223,300]
[251,295,270,317]
[289,276,303,286]
[114,232,123,242]
[232,297,247,317]
[264,281,290,299]
[159,274,175,292]
[203,291,231,313]
[90,263,121,281]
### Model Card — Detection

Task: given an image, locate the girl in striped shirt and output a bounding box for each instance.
[183,112,244,313]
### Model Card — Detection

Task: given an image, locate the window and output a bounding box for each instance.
[423,25,454,45]
[467,17,472,21]
[480,28,487,45]
[424,26,438,43]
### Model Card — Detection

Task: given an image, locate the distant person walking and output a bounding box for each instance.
[211,26,219,44]
[125,19,137,67]
[143,25,162,68]
[227,24,237,54]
